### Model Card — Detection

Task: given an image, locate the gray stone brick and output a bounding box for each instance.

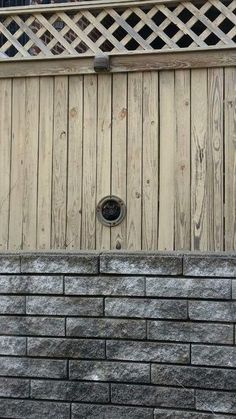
[100,253,182,275]
[105,298,187,319]
[0,336,26,355]
[0,377,29,398]
[0,296,25,314]
[233,280,236,299]
[196,390,236,414]
[191,345,236,368]
[0,254,20,273]
[65,276,145,296]
[0,357,67,378]
[189,301,236,322]
[72,404,153,419]
[106,341,189,363]
[146,277,231,299]
[111,384,195,408]
[28,338,105,359]
[183,254,236,277]
[154,409,235,418]
[0,316,65,336]
[31,379,109,403]
[66,318,146,339]
[148,321,233,344]
[21,253,99,274]
[151,365,236,390]
[0,399,70,419]
[69,361,150,383]
[26,296,103,316]
[0,275,63,294]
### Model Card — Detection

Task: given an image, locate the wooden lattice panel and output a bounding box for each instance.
[0,0,235,58]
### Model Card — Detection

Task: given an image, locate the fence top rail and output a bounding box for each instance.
[0,0,222,14]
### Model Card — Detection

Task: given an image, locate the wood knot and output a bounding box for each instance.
[70,107,77,117]
[119,108,127,120]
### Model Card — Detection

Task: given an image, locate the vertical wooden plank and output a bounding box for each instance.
[225,67,236,251]
[51,76,68,249]
[175,70,191,250]
[22,77,39,250]
[9,78,25,250]
[111,73,127,251]
[81,75,97,250]
[37,77,54,250]
[96,74,112,250]
[208,68,224,251]
[158,71,175,251]
[66,75,83,250]
[142,71,159,251]
[127,72,142,250]
[191,69,208,251]
[0,79,11,250]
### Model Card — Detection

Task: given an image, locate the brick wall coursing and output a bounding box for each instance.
[0,252,235,419]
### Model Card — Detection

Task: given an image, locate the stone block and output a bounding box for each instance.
[146,277,231,299]
[100,253,182,275]
[21,253,99,274]
[111,384,195,408]
[66,318,146,339]
[154,409,234,418]
[105,298,187,319]
[0,357,67,378]
[183,254,236,277]
[0,399,70,419]
[151,364,236,390]
[189,301,236,322]
[0,336,26,355]
[65,276,145,296]
[232,280,236,299]
[31,380,109,403]
[0,316,65,336]
[0,296,25,314]
[28,338,105,359]
[0,254,20,273]
[191,345,236,368]
[106,341,189,363]
[72,404,153,419]
[69,360,150,383]
[0,275,63,294]
[0,377,29,398]
[148,321,233,344]
[196,390,236,414]
[26,296,103,316]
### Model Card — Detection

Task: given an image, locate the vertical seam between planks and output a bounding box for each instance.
[157,71,161,250]
[80,75,84,251]
[141,71,144,250]
[223,68,226,252]
[189,69,192,251]
[7,78,13,251]
[65,75,69,250]
[35,77,40,250]
[50,76,55,250]
[109,74,113,250]
[95,74,98,250]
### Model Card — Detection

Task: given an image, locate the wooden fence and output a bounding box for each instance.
[0,0,236,251]
[0,67,236,252]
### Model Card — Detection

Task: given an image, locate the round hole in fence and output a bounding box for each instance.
[96,196,126,227]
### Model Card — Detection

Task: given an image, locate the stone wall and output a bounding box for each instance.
[0,252,235,418]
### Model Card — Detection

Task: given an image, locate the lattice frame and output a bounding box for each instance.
[0,0,235,59]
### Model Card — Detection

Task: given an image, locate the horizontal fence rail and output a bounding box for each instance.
[0,0,235,59]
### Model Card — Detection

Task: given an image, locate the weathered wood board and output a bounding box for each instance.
[0,68,235,251]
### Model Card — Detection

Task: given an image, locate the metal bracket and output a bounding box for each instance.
[94,54,110,72]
